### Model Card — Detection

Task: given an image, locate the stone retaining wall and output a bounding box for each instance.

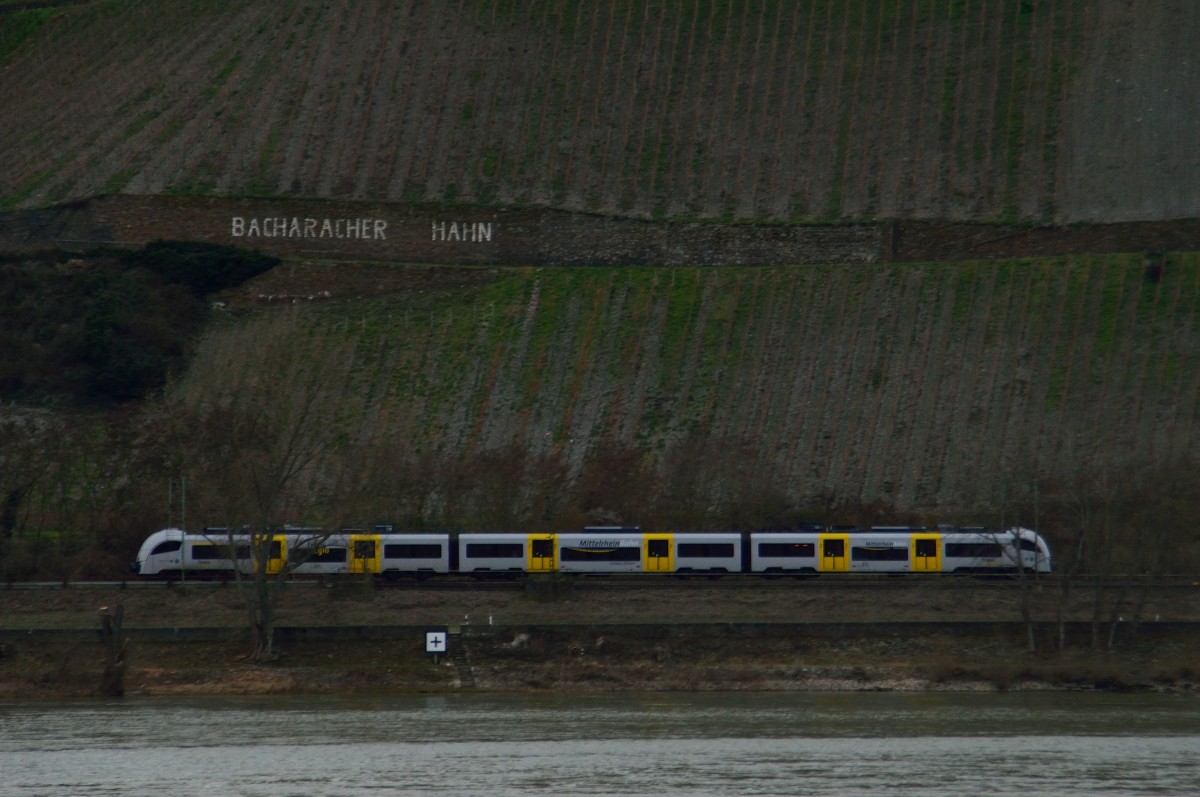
[0,195,884,266]
[5,195,1200,266]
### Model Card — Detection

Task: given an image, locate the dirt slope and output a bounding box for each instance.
[2,0,1196,222]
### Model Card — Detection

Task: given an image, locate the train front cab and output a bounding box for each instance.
[818,532,850,572]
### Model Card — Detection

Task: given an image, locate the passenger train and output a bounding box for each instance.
[131,525,1053,579]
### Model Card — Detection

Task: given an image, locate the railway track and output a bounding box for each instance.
[3,576,1197,592]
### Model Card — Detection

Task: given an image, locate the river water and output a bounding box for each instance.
[1,691,1198,796]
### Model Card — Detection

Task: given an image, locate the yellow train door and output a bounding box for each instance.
[644,534,674,572]
[528,533,557,572]
[350,534,381,575]
[819,533,850,572]
[264,535,286,575]
[911,534,942,573]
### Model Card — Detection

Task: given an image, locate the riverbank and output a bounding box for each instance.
[2,582,1197,698]
[2,622,1198,699]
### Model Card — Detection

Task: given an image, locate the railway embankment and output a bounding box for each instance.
[2,584,1197,698]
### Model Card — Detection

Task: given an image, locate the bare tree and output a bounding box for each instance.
[0,407,53,543]
[1104,459,1200,647]
[1062,464,1142,651]
[166,310,370,661]
[1037,457,1197,653]
[0,405,144,580]
[0,407,57,580]
[987,477,1049,653]
[1048,497,1088,653]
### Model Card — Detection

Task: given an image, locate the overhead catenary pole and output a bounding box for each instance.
[168,476,188,586]
[180,476,186,587]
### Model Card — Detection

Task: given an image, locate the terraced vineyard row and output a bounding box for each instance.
[6,0,1189,222]
[211,255,1199,512]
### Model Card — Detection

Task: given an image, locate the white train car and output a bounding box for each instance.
[133,527,267,578]
[132,528,189,577]
[378,534,452,579]
[132,527,377,578]
[556,529,644,574]
[940,527,1053,574]
[749,533,819,574]
[749,526,1053,575]
[671,532,743,573]
[554,529,742,575]
[457,533,557,575]
[133,525,1053,579]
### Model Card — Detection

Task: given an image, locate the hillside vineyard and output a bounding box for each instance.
[3,1,1198,222]
[0,1,1197,515]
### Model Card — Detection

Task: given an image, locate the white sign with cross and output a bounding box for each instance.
[426,630,448,654]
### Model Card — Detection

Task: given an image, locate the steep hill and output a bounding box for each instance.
[2,0,1197,222]
[1,1,1198,546]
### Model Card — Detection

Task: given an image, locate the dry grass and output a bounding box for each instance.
[5,578,1200,631]
[4,606,1197,699]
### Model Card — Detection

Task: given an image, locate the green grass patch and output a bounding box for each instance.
[0,169,55,211]
[122,109,161,141]
[202,48,242,99]
[103,166,139,194]
[0,8,54,63]
[950,262,978,323]
[1091,257,1134,356]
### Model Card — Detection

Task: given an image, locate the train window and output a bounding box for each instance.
[914,539,938,557]
[758,542,815,558]
[647,539,670,558]
[1018,539,1039,552]
[851,546,909,561]
[531,539,554,559]
[465,543,524,558]
[945,543,1003,558]
[353,540,377,559]
[384,543,443,559]
[677,543,735,558]
[191,543,251,560]
[191,544,218,560]
[822,539,845,557]
[150,540,181,555]
[561,546,641,561]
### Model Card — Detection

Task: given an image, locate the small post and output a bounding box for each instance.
[98,604,127,697]
[426,627,448,666]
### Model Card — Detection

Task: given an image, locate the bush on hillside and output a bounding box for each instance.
[0,241,278,405]
[122,240,279,296]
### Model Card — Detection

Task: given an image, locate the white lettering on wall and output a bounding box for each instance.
[228,216,494,244]
[431,221,494,243]
[230,216,389,240]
